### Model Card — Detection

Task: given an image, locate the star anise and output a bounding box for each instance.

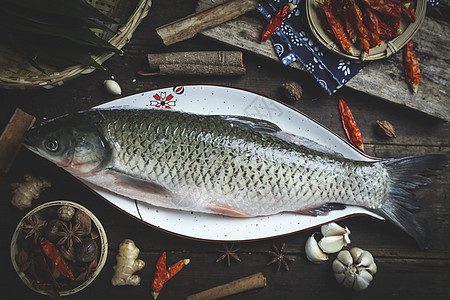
[266,243,295,272]
[22,215,46,243]
[216,243,241,267]
[76,259,98,281]
[56,222,86,249]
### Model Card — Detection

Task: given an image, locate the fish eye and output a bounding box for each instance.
[45,138,59,152]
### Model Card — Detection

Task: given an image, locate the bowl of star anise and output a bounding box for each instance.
[10,200,108,296]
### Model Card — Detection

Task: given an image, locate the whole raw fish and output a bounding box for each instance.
[25,109,447,248]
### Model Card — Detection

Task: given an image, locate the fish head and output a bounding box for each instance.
[25,112,110,176]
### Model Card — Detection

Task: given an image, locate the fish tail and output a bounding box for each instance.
[377,154,448,250]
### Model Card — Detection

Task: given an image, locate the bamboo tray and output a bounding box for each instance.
[0,0,152,89]
[306,0,426,60]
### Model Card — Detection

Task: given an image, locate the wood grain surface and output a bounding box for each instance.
[0,1,448,299]
[197,0,450,121]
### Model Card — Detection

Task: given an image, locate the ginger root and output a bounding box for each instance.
[10,174,51,210]
[112,239,145,286]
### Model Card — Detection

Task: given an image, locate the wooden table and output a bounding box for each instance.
[1,1,449,299]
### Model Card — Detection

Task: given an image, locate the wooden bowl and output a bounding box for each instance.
[306,0,426,60]
[10,201,108,297]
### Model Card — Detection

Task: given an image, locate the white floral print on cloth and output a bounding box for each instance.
[257,0,439,94]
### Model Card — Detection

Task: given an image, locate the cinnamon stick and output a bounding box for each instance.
[156,0,258,46]
[140,51,246,76]
[186,272,266,300]
[0,108,35,173]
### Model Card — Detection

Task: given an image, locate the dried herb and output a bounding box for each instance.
[338,99,364,152]
[56,222,85,249]
[151,252,190,299]
[41,238,75,280]
[261,3,297,42]
[216,244,242,267]
[320,0,353,52]
[22,215,46,243]
[404,39,421,93]
[266,243,295,272]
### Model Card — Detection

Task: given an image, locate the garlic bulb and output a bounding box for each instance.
[104,79,122,95]
[305,233,328,264]
[332,247,377,291]
[318,222,351,253]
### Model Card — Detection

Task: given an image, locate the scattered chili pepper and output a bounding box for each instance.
[261,3,297,42]
[151,252,190,299]
[321,0,353,52]
[360,0,402,18]
[338,99,364,151]
[40,238,75,280]
[404,39,421,93]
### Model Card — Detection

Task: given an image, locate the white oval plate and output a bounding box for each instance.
[83,85,383,241]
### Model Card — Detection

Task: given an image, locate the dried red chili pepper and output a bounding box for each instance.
[344,9,357,43]
[40,238,75,280]
[338,99,364,152]
[365,6,398,39]
[404,39,421,93]
[347,0,371,58]
[28,239,58,284]
[321,0,353,53]
[402,1,416,22]
[151,252,190,299]
[360,0,402,18]
[261,3,297,42]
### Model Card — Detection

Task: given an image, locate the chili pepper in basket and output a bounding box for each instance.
[151,252,190,299]
[404,39,421,93]
[40,238,75,280]
[28,238,59,285]
[347,0,371,58]
[402,1,416,22]
[363,6,382,46]
[320,0,353,53]
[344,9,357,43]
[360,0,402,18]
[261,3,297,42]
[338,99,364,152]
[366,6,398,39]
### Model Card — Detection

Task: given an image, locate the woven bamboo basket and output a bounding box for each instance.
[306,0,425,60]
[0,0,152,89]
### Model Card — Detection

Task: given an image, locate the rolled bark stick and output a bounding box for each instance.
[147,51,244,69]
[156,0,258,46]
[140,64,246,76]
[186,272,266,300]
[0,108,36,173]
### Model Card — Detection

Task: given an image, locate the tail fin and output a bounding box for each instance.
[377,154,448,250]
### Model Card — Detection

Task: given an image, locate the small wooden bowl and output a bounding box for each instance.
[10,201,108,297]
[306,0,426,60]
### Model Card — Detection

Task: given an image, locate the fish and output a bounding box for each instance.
[24,108,447,249]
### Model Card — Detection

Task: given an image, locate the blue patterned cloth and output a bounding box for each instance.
[257,0,439,94]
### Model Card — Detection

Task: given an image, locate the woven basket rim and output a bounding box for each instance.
[0,0,152,89]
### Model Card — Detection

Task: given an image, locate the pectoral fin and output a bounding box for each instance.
[295,203,346,216]
[106,169,171,197]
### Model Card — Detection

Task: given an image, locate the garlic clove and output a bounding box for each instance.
[365,262,377,275]
[332,258,347,273]
[321,222,346,236]
[356,250,374,267]
[353,269,373,291]
[342,273,356,289]
[104,79,122,95]
[318,235,345,253]
[349,247,363,262]
[336,249,353,266]
[305,233,328,264]
[334,271,346,284]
